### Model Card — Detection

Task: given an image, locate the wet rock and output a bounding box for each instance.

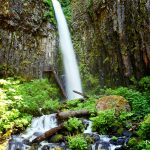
[40,143,66,150]
[100,141,110,149]
[41,145,49,150]
[22,139,30,146]
[83,119,90,129]
[92,134,100,142]
[117,137,125,145]
[122,130,132,138]
[96,95,131,113]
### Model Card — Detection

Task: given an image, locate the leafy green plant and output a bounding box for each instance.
[67,134,88,150]
[43,0,56,25]
[12,79,60,115]
[0,108,32,133]
[43,0,72,25]
[139,76,150,91]
[137,114,150,139]
[138,76,150,104]
[59,0,72,24]
[137,140,150,150]
[66,95,97,115]
[126,137,138,149]
[0,77,60,136]
[64,117,84,134]
[90,109,116,134]
[66,99,81,108]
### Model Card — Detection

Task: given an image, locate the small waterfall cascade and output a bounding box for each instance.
[83,120,122,150]
[117,0,125,34]
[84,120,93,134]
[7,114,58,150]
[7,116,129,150]
[21,114,58,141]
[91,135,121,150]
[52,0,83,100]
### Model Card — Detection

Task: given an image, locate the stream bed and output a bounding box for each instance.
[7,114,131,150]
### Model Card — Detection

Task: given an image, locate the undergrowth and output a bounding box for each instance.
[0,77,60,138]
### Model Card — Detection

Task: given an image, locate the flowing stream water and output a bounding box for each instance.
[51,0,83,100]
[7,116,123,150]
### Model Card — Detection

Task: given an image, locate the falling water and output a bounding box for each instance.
[117,0,125,34]
[7,114,58,150]
[52,0,83,100]
[84,120,92,134]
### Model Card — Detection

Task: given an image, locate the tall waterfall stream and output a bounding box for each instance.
[52,0,83,100]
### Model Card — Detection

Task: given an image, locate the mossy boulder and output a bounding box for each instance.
[96,95,131,113]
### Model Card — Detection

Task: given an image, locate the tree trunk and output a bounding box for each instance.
[57,110,90,120]
[31,124,64,144]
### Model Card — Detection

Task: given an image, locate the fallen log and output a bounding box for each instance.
[31,110,90,144]
[73,90,89,99]
[57,110,90,120]
[31,124,64,144]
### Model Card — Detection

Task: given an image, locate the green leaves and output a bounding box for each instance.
[67,134,88,150]
[90,109,116,134]
[137,114,150,139]
[0,77,60,135]
[64,117,84,133]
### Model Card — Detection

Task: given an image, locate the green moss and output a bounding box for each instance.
[50,134,64,143]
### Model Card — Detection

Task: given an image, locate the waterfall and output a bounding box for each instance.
[21,114,58,142]
[52,0,83,100]
[117,0,125,34]
[7,114,58,150]
[84,120,92,134]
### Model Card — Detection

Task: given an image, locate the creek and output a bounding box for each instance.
[7,114,126,150]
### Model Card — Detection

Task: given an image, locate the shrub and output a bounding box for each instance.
[0,77,60,135]
[67,134,88,150]
[137,114,150,139]
[64,117,84,134]
[66,95,97,114]
[137,140,150,150]
[126,137,138,149]
[139,76,150,91]
[90,109,116,134]
[10,79,60,115]
[0,108,32,133]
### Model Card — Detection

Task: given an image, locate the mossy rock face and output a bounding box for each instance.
[96,95,131,112]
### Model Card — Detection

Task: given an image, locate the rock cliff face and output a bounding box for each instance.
[0,0,57,78]
[71,0,150,86]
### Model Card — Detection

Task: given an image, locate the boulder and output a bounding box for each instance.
[96,95,131,112]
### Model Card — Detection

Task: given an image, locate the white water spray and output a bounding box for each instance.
[52,0,83,100]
